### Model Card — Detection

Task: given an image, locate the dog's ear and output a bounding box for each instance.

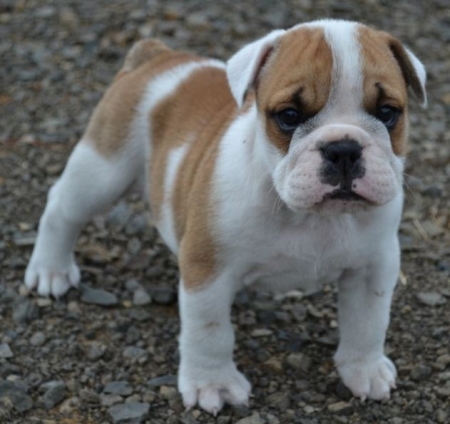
[227,30,285,107]
[387,37,427,107]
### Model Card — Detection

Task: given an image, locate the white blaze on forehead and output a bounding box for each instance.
[296,20,364,113]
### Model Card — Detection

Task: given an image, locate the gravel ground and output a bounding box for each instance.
[1,0,450,423]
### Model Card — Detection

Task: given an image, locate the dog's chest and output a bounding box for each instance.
[237,215,364,292]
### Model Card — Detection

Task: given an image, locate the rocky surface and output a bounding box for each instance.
[1,0,450,423]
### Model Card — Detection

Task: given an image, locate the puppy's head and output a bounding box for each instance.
[227,20,426,214]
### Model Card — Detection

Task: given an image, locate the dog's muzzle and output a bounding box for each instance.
[320,139,365,199]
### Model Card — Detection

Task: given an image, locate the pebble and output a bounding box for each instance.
[133,288,151,306]
[30,332,46,347]
[235,413,265,424]
[147,375,177,387]
[264,357,283,373]
[104,381,133,396]
[79,389,100,404]
[267,392,291,409]
[286,353,311,373]
[81,286,118,306]
[0,380,33,413]
[125,279,142,292]
[436,409,448,423]
[416,292,447,306]
[107,202,132,229]
[410,364,432,381]
[327,401,354,415]
[101,393,124,407]
[36,298,52,307]
[129,309,152,322]
[41,381,67,409]
[159,385,178,400]
[123,346,147,359]
[85,342,107,360]
[437,354,450,367]
[59,396,81,414]
[180,412,198,424]
[151,287,177,305]
[251,328,273,337]
[108,402,150,424]
[0,343,13,359]
[185,12,210,31]
[12,297,40,323]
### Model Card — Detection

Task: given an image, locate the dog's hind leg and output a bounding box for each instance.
[25,138,145,297]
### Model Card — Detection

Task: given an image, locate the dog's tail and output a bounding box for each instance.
[116,39,171,80]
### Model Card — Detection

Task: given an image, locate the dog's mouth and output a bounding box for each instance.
[325,189,366,202]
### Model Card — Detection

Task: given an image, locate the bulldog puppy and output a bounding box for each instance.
[25,19,426,415]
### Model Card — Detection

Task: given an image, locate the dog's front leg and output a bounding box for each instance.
[178,276,251,415]
[334,246,400,401]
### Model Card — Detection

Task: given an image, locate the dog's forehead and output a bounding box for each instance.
[259,20,407,111]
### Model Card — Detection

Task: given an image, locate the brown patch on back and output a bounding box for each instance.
[84,41,203,157]
[358,26,410,155]
[149,66,238,290]
[256,27,333,153]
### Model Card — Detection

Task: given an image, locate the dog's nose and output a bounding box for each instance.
[320,140,364,188]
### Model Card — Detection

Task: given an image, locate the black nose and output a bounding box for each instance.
[320,140,364,188]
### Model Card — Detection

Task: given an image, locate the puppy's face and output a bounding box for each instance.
[228,21,426,214]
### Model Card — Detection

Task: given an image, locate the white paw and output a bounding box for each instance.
[25,255,80,298]
[337,355,397,401]
[178,362,251,415]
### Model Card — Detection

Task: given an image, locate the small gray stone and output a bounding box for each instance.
[267,391,291,409]
[85,342,106,360]
[42,380,67,409]
[107,202,133,229]
[159,385,178,400]
[327,401,354,415]
[436,409,448,423]
[235,413,265,424]
[30,332,46,347]
[416,292,447,306]
[410,364,432,381]
[12,297,39,323]
[0,380,33,413]
[151,287,177,305]
[125,215,148,236]
[129,309,151,322]
[123,346,147,359]
[0,343,13,359]
[101,393,123,407]
[185,12,210,31]
[133,289,151,306]
[125,279,141,292]
[104,381,133,396]
[146,375,177,387]
[286,353,312,373]
[79,389,100,404]
[108,402,150,424]
[180,411,198,424]
[81,286,118,306]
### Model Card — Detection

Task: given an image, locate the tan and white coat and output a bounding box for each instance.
[25,20,426,414]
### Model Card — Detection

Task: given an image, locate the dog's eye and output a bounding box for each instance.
[377,105,401,129]
[274,108,303,133]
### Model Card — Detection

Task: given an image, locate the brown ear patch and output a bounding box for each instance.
[255,27,333,153]
[149,65,237,290]
[358,26,410,155]
[386,37,426,105]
